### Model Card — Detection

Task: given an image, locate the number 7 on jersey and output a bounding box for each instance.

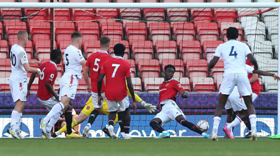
[112,64,120,78]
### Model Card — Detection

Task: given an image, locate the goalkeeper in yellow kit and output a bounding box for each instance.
[51,85,156,138]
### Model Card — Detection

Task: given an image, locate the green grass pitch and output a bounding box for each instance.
[0,138,280,156]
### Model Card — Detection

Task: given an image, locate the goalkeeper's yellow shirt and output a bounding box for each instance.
[81,84,142,118]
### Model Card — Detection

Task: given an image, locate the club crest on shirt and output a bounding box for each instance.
[19,83,22,91]
[165,83,169,86]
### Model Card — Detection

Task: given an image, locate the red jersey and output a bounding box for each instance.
[37,60,58,100]
[100,56,131,101]
[159,79,184,105]
[85,50,111,93]
[246,59,260,95]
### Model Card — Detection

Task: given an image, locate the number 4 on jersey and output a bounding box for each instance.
[229,46,238,58]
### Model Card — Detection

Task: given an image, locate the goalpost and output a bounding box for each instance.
[0,2,279,138]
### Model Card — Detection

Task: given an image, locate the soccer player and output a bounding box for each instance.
[149,65,210,139]
[8,30,41,139]
[81,36,111,137]
[51,86,155,138]
[223,65,280,139]
[208,27,259,141]
[98,43,136,139]
[40,32,86,138]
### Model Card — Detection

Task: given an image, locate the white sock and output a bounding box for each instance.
[46,112,62,133]
[227,116,242,130]
[227,123,234,136]
[43,103,64,124]
[249,114,257,132]
[86,123,91,128]
[212,116,221,134]
[55,131,60,136]
[11,110,21,131]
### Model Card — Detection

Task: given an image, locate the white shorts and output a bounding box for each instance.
[106,96,128,112]
[154,99,185,126]
[38,97,60,111]
[225,87,259,112]
[9,79,27,102]
[92,92,105,109]
[219,73,252,96]
[59,74,79,100]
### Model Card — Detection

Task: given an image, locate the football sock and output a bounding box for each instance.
[180,119,203,134]
[11,110,21,131]
[124,124,130,134]
[108,119,114,126]
[65,112,73,135]
[87,110,99,126]
[227,116,242,130]
[58,119,78,134]
[118,112,125,133]
[244,116,251,131]
[43,103,64,125]
[46,112,61,133]
[150,121,164,133]
[213,116,221,134]
[108,112,117,126]
[249,114,257,132]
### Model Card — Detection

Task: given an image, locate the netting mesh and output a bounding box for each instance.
[0,5,278,138]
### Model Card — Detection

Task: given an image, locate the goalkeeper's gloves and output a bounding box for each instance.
[37,68,41,75]
[141,101,156,113]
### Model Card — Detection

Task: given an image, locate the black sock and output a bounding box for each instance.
[244,116,251,131]
[108,112,117,126]
[124,124,130,134]
[180,120,203,135]
[118,112,125,133]
[54,121,60,132]
[150,121,164,133]
[87,110,99,125]
[65,112,72,135]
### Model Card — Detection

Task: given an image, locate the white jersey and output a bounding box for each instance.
[9,44,29,81]
[214,40,252,76]
[245,64,254,74]
[63,45,85,78]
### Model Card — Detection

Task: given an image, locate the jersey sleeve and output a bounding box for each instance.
[173,80,184,92]
[45,66,57,83]
[100,62,106,75]
[19,51,28,65]
[214,45,222,58]
[245,65,254,74]
[75,50,85,63]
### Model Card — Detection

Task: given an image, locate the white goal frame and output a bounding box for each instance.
[1,2,280,134]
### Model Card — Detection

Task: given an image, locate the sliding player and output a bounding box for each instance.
[223,65,280,139]
[98,43,136,139]
[149,65,210,139]
[40,32,86,138]
[8,30,41,139]
[208,27,259,141]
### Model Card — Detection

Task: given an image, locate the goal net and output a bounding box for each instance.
[0,2,278,138]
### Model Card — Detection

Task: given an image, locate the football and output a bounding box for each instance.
[197,120,209,132]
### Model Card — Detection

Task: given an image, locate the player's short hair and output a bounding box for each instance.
[17,30,28,39]
[71,32,83,40]
[50,49,62,60]
[114,43,125,56]
[164,64,176,71]
[100,36,111,47]
[226,27,238,40]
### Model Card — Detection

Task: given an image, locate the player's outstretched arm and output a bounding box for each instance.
[23,63,41,74]
[45,81,59,101]
[97,73,105,105]
[82,66,91,93]
[247,54,259,70]
[178,91,188,98]
[208,56,219,71]
[27,73,36,97]
[127,77,137,113]
[253,70,280,80]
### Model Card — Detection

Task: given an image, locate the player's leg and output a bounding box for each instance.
[237,73,257,140]
[118,96,131,139]
[243,93,258,138]
[105,100,120,139]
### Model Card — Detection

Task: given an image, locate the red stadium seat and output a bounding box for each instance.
[131,40,153,61]
[155,41,177,63]
[193,77,216,92]
[29,21,50,34]
[54,9,71,21]
[0,40,9,58]
[139,0,157,2]
[125,22,147,43]
[161,59,184,78]
[143,8,165,21]
[56,34,72,43]
[179,41,202,62]
[55,22,75,34]
[203,40,223,62]
[196,22,219,36]
[172,22,195,45]
[212,60,224,74]
[5,22,27,40]
[72,9,94,21]
[34,40,51,60]
[213,72,223,87]
[100,22,123,40]
[0,71,11,78]
[138,59,160,78]
[84,40,100,54]
[0,58,11,71]
[76,22,99,40]
[149,22,171,45]
[163,0,188,22]
[144,77,164,92]
[109,40,130,59]
[186,59,208,83]
[24,8,48,21]
[177,77,191,92]
[0,8,22,19]
[118,0,141,20]
[131,77,142,92]
[126,59,136,77]
[58,40,72,53]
